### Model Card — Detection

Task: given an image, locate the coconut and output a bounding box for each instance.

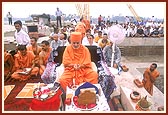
[138,95,151,108]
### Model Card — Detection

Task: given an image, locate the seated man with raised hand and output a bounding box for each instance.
[58,32,98,92]
[11,45,39,81]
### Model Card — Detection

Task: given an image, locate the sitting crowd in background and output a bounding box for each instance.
[4,17,128,82]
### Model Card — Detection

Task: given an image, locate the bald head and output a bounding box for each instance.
[53,34,59,41]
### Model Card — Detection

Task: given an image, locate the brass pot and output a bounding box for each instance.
[130,91,141,103]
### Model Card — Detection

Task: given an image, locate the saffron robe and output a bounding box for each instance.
[27,45,42,67]
[39,48,52,75]
[82,19,91,31]
[27,45,42,56]
[142,68,160,95]
[75,22,86,39]
[4,51,14,77]
[59,45,98,91]
[11,51,39,81]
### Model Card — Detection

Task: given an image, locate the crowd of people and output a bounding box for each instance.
[95,15,164,38]
[4,15,122,95]
[4,11,161,98]
[123,20,164,38]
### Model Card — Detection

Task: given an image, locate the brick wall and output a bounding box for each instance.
[119,46,164,56]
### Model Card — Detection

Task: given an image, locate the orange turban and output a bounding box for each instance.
[70,32,82,42]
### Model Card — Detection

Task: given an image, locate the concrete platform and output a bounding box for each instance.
[110,55,165,111]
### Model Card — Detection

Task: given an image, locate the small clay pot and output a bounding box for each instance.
[122,65,129,72]
[134,79,143,88]
[130,91,141,103]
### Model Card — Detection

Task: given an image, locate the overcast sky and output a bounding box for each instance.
[2,2,166,19]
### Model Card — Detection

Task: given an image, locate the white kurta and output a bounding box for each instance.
[14,29,30,46]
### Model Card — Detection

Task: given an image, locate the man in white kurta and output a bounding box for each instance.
[14,20,30,46]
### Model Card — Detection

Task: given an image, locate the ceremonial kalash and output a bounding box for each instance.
[3,3,165,112]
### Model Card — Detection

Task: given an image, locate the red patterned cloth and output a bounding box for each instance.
[30,89,62,111]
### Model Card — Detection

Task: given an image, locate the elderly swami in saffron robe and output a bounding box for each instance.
[58,32,98,91]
